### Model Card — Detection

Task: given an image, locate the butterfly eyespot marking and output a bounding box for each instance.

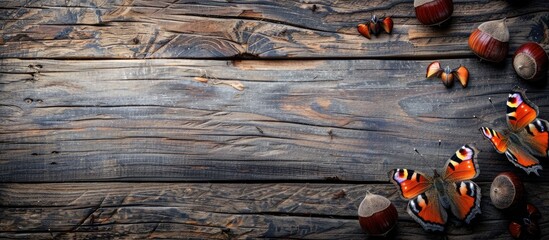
[507,93,523,108]
[466,182,475,196]
[394,169,409,183]
[456,146,473,160]
[455,182,474,196]
[411,193,428,211]
[525,120,546,135]
[398,169,406,177]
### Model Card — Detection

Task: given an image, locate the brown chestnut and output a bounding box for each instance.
[358,193,398,236]
[513,42,548,81]
[414,0,453,26]
[468,19,509,63]
[490,172,524,210]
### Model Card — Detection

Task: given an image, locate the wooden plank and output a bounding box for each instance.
[0,182,547,239]
[1,58,549,182]
[1,0,548,59]
[0,59,549,182]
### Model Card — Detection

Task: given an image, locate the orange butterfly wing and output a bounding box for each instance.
[480,127,508,153]
[447,181,481,223]
[505,142,542,176]
[389,169,447,231]
[521,118,549,157]
[481,126,542,175]
[389,169,432,200]
[391,145,481,232]
[507,87,539,132]
[442,145,480,182]
[407,190,447,232]
[441,145,482,224]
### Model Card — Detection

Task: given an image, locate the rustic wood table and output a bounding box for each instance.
[1,0,549,239]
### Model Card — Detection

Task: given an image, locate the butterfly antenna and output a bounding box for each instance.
[414,147,433,171]
[474,97,500,126]
[489,97,498,113]
[488,97,505,126]
[473,114,489,126]
[414,147,428,160]
[437,140,442,158]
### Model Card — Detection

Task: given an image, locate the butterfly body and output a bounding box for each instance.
[389,145,482,232]
[480,87,549,175]
[432,171,452,208]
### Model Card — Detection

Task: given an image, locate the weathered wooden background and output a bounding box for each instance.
[1,0,549,239]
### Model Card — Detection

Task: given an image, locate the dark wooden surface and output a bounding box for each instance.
[1,182,548,239]
[1,0,549,239]
[1,0,549,59]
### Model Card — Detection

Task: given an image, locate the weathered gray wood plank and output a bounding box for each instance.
[1,0,548,58]
[0,182,547,239]
[1,58,549,182]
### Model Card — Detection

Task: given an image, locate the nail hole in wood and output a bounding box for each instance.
[24,98,33,104]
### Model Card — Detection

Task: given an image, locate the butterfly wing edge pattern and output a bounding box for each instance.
[505,142,543,176]
[447,180,482,224]
[406,190,447,232]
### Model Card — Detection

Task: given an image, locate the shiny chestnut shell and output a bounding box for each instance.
[468,19,509,63]
[414,0,453,26]
[490,172,524,210]
[358,193,398,236]
[513,42,548,81]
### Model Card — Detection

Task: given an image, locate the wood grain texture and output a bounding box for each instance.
[1,182,548,239]
[1,0,548,59]
[1,58,549,182]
